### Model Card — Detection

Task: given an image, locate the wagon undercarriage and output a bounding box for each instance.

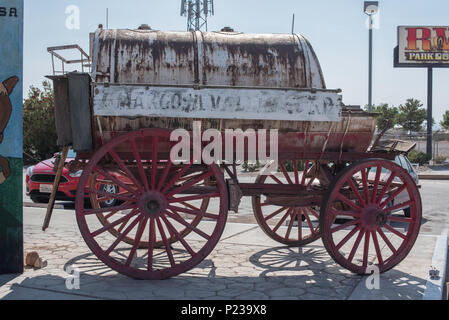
[69,129,421,280]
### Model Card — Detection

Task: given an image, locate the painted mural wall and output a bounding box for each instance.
[0,0,23,274]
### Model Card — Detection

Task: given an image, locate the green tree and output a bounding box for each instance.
[23,81,58,163]
[440,110,449,131]
[369,103,399,131]
[397,99,427,133]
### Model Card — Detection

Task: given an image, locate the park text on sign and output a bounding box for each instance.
[93,85,342,122]
[398,26,449,65]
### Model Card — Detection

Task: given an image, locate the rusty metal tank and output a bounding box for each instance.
[91,28,326,89]
[85,27,377,155]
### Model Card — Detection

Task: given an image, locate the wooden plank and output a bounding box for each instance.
[68,73,93,151]
[93,85,342,122]
[42,146,69,231]
[51,77,73,147]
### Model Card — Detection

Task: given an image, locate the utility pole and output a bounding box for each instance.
[180,0,214,31]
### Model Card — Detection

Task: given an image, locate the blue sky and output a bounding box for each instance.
[23,0,449,122]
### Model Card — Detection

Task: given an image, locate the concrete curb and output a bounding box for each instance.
[23,202,64,210]
[418,175,449,180]
[423,230,448,300]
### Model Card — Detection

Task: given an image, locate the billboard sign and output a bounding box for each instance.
[395,26,449,68]
[0,0,23,274]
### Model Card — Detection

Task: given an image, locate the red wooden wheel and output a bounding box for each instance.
[252,160,321,246]
[89,172,211,249]
[76,129,228,279]
[320,159,422,274]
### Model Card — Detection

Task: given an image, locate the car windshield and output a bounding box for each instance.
[67,149,77,158]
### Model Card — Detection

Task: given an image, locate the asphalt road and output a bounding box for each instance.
[23,172,449,236]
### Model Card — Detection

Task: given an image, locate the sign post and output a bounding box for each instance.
[394,26,449,158]
[427,67,433,156]
[0,0,24,274]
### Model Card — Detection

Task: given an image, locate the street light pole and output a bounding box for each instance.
[364,1,378,113]
[368,15,373,112]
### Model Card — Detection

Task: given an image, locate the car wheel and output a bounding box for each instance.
[404,207,411,218]
[98,184,119,208]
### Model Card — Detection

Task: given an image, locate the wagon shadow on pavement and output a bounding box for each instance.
[40,245,427,300]
[0,245,428,300]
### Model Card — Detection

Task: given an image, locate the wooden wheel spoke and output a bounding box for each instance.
[371,166,382,203]
[156,217,175,267]
[168,205,219,220]
[279,163,293,185]
[348,228,365,263]
[91,209,139,237]
[361,168,370,204]
[147,217,156,271]
[157,160,172,192]
[303,210,315,234]
[362,230,370,268]
[377,227,397,254]
[168,193,220,203]
[84,203,136,216]
[285,210,295,239]
[180,201,201,212]
[87,188,136,203]
[273,210,291,233]
[109,149,144,193]
[301,161,310,185]
[329,208,361,218]
[166,171,214,198]
[306,207,320,219]
[380,184,407,210]
[93,166,138,196]
[383,224,407,240]
[125,217,148,267]
[347,178,365,207]
[336,225,361,250]
[161,162,193,194]
[269,175,284,185]
[383,200,413,214]
[331,219,359,233]
[264,207,288,222]
[129,138,150,192]
[387,216,413,224]
[297,210,302,240]
[166,210,210,240]
[371,230,384,265]
[105,215,143,255]
[293,161,299,185]
[336,192,363,212]
[376,171,396,204]
[160,215,195,256]
[104,205,130,220]
[151,136,159,190]
[306,176,316,188]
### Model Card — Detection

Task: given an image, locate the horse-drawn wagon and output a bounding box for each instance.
[45,26,421,280]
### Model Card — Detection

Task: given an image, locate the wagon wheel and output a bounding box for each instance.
[89,171,211,249]
[76,129,228,279]
[252,160,322,246]
[320,159,422,274]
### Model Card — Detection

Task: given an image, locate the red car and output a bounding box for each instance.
[26,149,121,207]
